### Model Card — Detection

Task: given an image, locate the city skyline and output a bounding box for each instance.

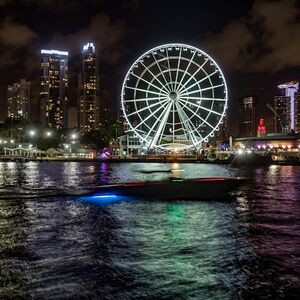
[2,37,300,136]
[3,44,300,137]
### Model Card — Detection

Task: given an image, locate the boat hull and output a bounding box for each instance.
[88,178,247,200]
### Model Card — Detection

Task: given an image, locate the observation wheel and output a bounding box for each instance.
[121,43,228,151]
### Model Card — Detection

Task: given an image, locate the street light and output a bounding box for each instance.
[46,131,52,137]
[29,130,36,137]
[71,133,77,140]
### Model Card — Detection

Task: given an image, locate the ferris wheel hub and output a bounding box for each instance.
[169,91,178,101]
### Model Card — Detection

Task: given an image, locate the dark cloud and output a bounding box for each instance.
[202,0,300,72]
[0,0,80,9]
[48,13,127,64]
[0,17,37,46]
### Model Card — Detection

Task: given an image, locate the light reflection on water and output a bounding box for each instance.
[0,162,299,299]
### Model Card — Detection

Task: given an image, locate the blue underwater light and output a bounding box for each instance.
[79,193,134,206]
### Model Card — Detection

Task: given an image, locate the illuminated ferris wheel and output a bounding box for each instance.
[121,43,228,151]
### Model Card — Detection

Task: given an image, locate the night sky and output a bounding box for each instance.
[0,0,300,134]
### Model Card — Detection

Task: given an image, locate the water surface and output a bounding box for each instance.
[0,162,299,299]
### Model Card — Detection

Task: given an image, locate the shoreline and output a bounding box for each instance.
[0,156,300,166]
[0,156,230,164]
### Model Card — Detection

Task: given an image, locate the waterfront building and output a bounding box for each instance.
[274,96,291,133]
[40,49,68,129]
[79,43,100,132]
[7,79,31,120]
[295,92,300,133]
[275,81,299,132]
[239,96,258,137]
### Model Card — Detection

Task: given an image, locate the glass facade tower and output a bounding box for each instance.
[79,43,100,132]
[40,49,68,129]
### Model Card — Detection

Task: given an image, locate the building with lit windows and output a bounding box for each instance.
[274,95,291,133]
[239,96,258,137]
[294,92,300,133]
[40,49,68,129]
[7,79,31,120]
[79,43,100,132]
[278,81,299,130]
[274,81,300,133]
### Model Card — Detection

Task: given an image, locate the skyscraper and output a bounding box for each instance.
[7,79,31,120]
[40,49,68,129]
[239,96,258,137]
[277,81,299,132]
[79,43,100,132]
[295,92,300,133]
[273,95,291,133]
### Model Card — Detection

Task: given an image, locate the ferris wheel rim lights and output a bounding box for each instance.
[121,43,228,151]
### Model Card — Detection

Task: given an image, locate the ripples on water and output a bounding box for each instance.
[0,162,299,299]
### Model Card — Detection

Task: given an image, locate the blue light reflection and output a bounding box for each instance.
[79,193,135,207]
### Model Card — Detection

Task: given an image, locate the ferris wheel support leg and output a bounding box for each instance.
[148,101,173,150]
[175,101,198,149]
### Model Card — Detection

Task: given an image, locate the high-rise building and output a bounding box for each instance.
[79,43,100,132]
[40,49,68,129]
[273,96,291,133]
[294,92,300,133]
[276,81,299,132]
[68,107,79,129]
[7,79,31,120]
[239,96,258,137]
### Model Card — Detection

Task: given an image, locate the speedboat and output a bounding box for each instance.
[85,177,248,201]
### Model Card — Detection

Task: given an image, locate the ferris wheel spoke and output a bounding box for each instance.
[180,96,226,101]
[179,98,223,117]
[140,61,169,94]
[165,48,174,91]
[177,101,203,138]
[125,85,166,97]
[126,98,169,117]
[180,70,219,94]
[175,101,199,146]
[179,83,225,97]
[124,96,167,103]
[130,72,170,96]
[175,51,197,93]
[152,53,170,89]
[176,59,209,94]
[178,99,216,130]
[144,101,172,138]
[177,101,203,144]
[200,83,225,92]
[133,99,170,131]
[173,48,182,92]
[148,101,173,148]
